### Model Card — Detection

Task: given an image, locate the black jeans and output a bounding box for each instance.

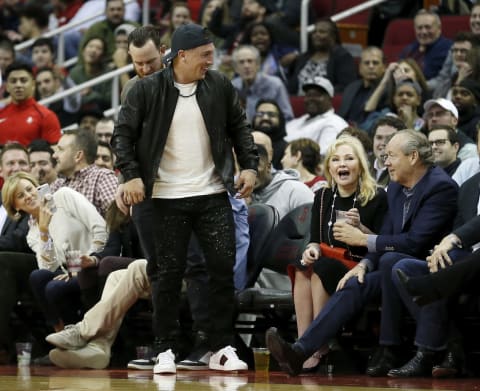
[132,193,236,352]
[0,252,37,350]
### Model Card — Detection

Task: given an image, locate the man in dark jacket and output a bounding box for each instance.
[111,24,258,374]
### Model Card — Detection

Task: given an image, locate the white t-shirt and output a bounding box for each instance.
[152,81,225,199]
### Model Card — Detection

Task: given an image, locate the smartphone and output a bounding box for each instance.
[37,184,57,212]
[37,184,51,200]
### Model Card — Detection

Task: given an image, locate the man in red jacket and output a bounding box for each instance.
[0,62,61,146]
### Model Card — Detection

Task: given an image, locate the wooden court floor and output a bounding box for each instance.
[0,365,479,391]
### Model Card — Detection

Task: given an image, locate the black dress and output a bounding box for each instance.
[296,186,388,295]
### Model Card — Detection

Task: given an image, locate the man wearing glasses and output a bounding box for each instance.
[423,97,477,161]
[252,99,287,170]
[430,31,479,98]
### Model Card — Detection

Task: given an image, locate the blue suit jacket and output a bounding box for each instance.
[365,166,458,268]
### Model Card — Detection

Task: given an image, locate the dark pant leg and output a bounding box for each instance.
[424,250,480,298]
[192,193,236,350]
[295,271,382,357]
[29,269,64,326]
[185,234,209,334]
[392,249,472,350]
[133,198,193,350]
[131,199,156,263]
[0,252,37,349]
[378,252,412,346]
[44,277,82,325]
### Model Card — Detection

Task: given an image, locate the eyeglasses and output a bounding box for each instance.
[255,111,278,119]
[429,139,449,147]
[451,47,469,54]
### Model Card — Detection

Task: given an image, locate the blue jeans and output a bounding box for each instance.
[390,248,470,350]
[29,268,82,327]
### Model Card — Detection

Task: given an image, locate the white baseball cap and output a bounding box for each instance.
[423,98,458,119]
[302,76,334,98]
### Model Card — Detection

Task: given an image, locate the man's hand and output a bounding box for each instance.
[115,184,129,215]
[123,178,145,206]
[332,222,367,247]
[336,263,367,291]
[235,170,256,199]
[427,234,459,273]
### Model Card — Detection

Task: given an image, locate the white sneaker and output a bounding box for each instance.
[49,343,109,369]
[153,349,176,374]
[209,346,248,371]
[46,324,87,350]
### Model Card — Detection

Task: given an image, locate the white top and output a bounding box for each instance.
[152,81,225,199]
[285,109,348,155]
[27,187,107,272]
[452,157,480,187]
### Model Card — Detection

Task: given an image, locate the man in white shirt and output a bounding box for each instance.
[285,76,348,155]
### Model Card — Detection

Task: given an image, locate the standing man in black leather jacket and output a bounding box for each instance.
[111,24,258,375]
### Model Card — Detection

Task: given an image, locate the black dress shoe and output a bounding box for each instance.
[266,327,306,376]
[366,346,399,377]
[387,349,435,377]
[395,269,439,306]
[432,344,466,378]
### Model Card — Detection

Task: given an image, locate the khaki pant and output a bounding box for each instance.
[78,259,151,349]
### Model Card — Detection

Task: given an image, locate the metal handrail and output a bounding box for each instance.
[14,0,146,66]
[38,64,134,115]
[300,0,387,52]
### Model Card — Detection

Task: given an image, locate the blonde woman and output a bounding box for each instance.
[2,172,107,333]
[291,135,387,371]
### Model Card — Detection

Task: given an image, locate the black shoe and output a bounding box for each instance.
[387,349,435,377]
[395,269,438,306]
[432,343,466,378]
[265,327,306,376]
[33,354,53,366]
[366,346,398,377]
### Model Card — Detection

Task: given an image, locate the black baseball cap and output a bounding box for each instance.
[162,23,213,64]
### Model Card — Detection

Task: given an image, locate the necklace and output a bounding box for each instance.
[326,187,357,247]
[178,90,197,98]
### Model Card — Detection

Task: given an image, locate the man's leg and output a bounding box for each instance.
[47,260,150,369]
[267,271,382,376]
[377,252,413,347]
[193,193,247,371]
[0,252,37,360]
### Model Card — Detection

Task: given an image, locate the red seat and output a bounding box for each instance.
[290,95,305,118]
[382,18,415,64]
[441,15,470,39]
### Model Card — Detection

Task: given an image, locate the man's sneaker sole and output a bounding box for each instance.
[127,359,155,370]
[176,360,209,370]
[49,346,109,369]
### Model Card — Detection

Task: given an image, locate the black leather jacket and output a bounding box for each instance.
[112,67,258,197]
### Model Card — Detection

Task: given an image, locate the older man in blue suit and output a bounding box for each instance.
[266,129,459,376]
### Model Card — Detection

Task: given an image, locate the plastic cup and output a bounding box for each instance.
[16,342,32,366]
[136,345,153,360]
[66,250,82,273]
[335,210,348,222]
[252,347,270,372]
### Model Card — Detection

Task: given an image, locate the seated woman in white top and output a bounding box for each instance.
[2,172,107,333]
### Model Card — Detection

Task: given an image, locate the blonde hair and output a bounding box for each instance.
[2,172,38,220]
[323,135,377,206]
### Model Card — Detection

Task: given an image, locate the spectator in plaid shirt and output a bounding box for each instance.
[50,128,118,218]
